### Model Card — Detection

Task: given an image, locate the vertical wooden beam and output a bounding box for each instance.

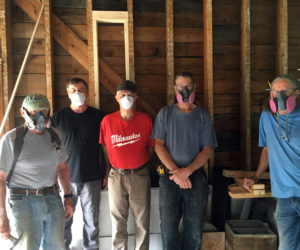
[0,59,3,137]
[203,0,214,118]
[44,0,54,114]
[203,0,214,176]
[127,0,135,82]
[276,0,288,76]
[0,0,14,131]
[241,0,251,170]
[166,0,174,105]
[86,0,96,107]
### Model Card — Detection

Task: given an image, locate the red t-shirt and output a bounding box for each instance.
[99,111,154,169]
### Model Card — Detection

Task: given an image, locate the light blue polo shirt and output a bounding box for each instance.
[259,106,300,198]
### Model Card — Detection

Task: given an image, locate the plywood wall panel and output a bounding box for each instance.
[13,55,45,73]
[14,74,46,96]
[54,55,88,74]
[12,38,45,55]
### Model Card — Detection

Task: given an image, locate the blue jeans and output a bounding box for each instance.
[275,197,300,250]
[159,169,208,250]
[7,191,65,250]
[65,180,101,250]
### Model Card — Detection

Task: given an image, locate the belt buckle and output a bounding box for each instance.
[35,188,44,196]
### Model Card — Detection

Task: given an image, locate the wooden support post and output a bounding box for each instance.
[166,0,174,105]
[240,0,251,171]
[276,0,288,76]
[0,0,14,131]
[44,0,54,114]
[203,0,214,177]
[0,59,3,137]
[127,0,135,82]
[86,0,96,107]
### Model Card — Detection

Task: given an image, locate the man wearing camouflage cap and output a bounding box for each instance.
[0,94,74,250]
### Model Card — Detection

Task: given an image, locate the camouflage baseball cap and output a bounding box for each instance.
[22,94,50,111]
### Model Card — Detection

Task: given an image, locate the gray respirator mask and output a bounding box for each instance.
[23,109,51,130]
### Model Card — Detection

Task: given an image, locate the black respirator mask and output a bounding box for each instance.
[176,87,195,104]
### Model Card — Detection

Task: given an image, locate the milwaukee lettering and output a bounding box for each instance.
[111,133,141,145]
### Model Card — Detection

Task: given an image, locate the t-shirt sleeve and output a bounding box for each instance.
[151,108,167,141]
[200,112,218,149]
[0,132,14,174]
[258,111,267,147]
[52,128,68,163]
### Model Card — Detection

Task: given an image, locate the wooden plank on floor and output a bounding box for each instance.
[202,232,225,250]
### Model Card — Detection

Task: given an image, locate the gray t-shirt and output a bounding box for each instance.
[151,104,218,167]
[0,128,68,188]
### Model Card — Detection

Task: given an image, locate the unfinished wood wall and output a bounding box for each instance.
[3,0,300,170]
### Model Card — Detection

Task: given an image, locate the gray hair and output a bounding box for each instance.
[271,75,298,90]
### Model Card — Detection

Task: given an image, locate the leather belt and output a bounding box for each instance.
[111,162,148,175]
[8,185,58,196]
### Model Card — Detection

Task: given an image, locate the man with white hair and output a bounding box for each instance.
[243,75,300,250]
[0,94,73,250]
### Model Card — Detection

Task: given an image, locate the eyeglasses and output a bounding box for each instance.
[175,85,193,91]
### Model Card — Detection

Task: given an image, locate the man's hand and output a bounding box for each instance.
[169,168,192,189]
[102,177,108,189]
[243,177,255,192]
[64,198,74,221]
[0,213,10,239]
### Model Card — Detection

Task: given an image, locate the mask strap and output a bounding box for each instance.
[285,113,289,142]
[276,112,290,142]
[276,113,283,140]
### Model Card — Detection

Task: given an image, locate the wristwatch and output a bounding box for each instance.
[64,193,73,199]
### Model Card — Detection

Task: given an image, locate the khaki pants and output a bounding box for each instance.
[108,166,150,250]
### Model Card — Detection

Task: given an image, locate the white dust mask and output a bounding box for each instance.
[120,96,134,110]
[69,92,86,106]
